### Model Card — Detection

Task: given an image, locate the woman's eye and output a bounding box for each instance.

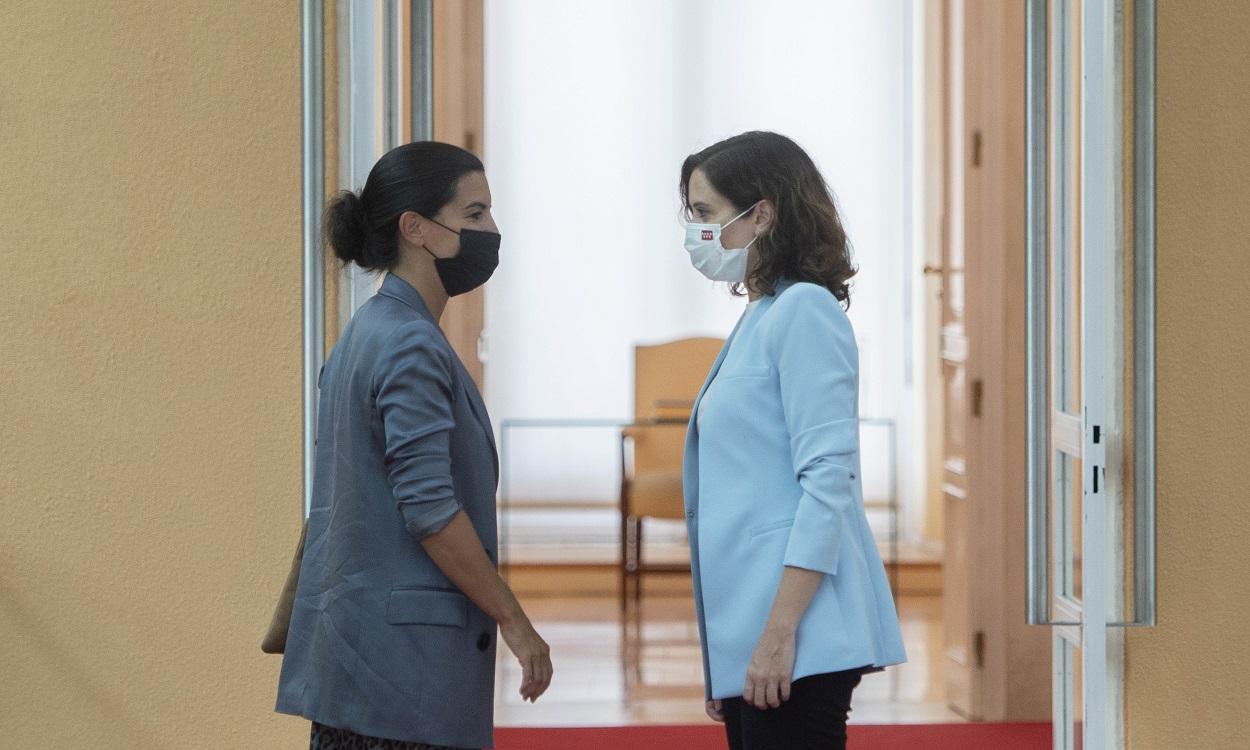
[468,212,483,221]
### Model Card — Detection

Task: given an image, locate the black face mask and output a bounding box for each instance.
[424,218,501,297]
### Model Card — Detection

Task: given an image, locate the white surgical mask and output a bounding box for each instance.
[683,202,760,282]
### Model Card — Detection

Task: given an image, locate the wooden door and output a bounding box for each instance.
[433,0,486,390]
[939,0,977,720]
[327,0,485,391]
[939,0,1050,722]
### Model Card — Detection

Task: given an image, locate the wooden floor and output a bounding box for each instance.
[494,592,964,727]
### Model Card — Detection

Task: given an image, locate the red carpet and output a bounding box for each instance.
[496,723,1051,749]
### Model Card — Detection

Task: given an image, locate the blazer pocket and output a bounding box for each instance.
[386,587,468,628]
[720,364,772,380]
[747,517,796,538]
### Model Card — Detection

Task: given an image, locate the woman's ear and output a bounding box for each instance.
[754,199,776,234]
[397,210,425,248]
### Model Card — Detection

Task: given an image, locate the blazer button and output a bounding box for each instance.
[477,632,492,652]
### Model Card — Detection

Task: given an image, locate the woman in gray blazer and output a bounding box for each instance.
[276,142,552,750]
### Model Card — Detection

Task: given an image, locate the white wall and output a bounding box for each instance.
[483,0,921,541]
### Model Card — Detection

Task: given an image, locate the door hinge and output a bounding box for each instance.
[974,630,985,669]
[971,378,983,418]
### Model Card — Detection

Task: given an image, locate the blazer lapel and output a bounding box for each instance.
[457,365,500,482]
[690,314,745,438]
[684,287,791,510]
[684,311,748,513]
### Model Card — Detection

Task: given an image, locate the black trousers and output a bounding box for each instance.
[721,668,865,750]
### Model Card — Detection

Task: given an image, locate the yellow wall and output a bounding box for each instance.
[0,3,307,747]
[1125,2,1250,748]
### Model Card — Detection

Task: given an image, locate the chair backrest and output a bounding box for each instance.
[633,337,724,423]
[628,338,724,488]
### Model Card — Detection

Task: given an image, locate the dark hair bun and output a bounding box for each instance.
[323,142,485,272]
[324,190,369,265]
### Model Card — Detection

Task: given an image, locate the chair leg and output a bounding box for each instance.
[634,519,645,610]
[631,519,645,688]
[622,514,641,613]
[620,512,630,612]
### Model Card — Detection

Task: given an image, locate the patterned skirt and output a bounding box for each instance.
[310,721,471,750]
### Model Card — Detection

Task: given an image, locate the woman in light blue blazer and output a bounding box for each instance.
[276,142,551,750]
[679,131,907,750]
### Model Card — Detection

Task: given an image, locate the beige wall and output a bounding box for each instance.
[1125,2,1250,748]
[4,2,1248,748]
[0,3,307,747]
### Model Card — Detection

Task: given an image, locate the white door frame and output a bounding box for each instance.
[300,1,436,515]
[335,0,435,327]
[1025,0,1157,748]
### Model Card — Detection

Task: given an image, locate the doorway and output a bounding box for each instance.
[479,0,993,728]
[303,0,1155,741]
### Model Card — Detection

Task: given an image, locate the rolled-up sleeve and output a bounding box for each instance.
[766,284,859,577]
[373,320,462,539]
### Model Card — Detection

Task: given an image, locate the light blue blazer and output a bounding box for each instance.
[683,279,907,701]
[276,273,499,749]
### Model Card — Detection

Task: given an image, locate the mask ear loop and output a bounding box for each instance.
[722,201,762,229]
[419,215,460,260]
[425,216,462,236]
[679,200,761,232]
[718,201,763,256]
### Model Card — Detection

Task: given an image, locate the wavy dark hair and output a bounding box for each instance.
[680,131,856,307]
[324,141,484,273]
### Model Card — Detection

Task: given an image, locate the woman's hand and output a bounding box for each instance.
[743,625,797,710]
[499,616,553,703]
[705,699,725,722]
[418,512,553,702]
[743,565,823,709]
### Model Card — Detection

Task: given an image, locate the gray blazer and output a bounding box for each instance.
[276,272,500,749]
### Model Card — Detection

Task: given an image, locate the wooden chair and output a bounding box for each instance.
[619,337,724,612]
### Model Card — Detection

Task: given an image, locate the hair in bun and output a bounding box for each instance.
[322,142,484,273]
[324,190,371,265]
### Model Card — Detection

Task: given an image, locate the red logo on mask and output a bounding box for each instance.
[701,230,714,241]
